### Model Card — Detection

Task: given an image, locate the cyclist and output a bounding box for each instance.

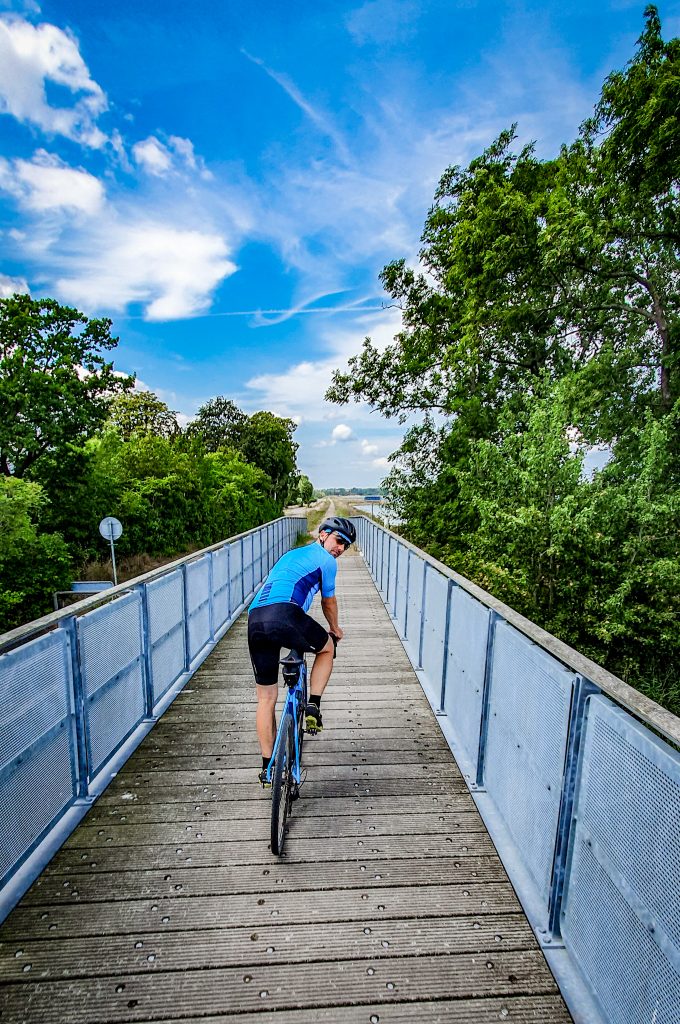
[248,515,356,785]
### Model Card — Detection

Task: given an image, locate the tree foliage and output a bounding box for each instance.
[327,6,680,712]
[0,294,134,477]
[0,477,71,624]
[186,396,248,451]
[107,391,180,440]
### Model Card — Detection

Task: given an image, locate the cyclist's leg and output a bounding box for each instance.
[255,683,278,758]
[248,610,281,759]
[309,633,335,697]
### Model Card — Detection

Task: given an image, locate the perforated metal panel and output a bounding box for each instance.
[252,531,262,585]
[404,557,424,655]
[262,525,272,576]
[0,631,78,884]
[146,570,185,705]
[443,589,490,771]
[484,623,575,910]
[229,539,244,611]
[393,543,409,631]
[562,696,680,1024]
[384,537,397,609]
[379,531,388,592]
[211,546,230,631]
[243,534,255,598]
[420,570,449,702]
[186,556,211,661]
[78,593,145,778]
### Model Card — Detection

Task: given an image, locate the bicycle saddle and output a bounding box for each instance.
[280,649,304,669]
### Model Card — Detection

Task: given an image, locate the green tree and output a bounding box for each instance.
[298,474,314,505]
[107,391,180,440]
[0,477,71,628]
[186,396,248,451]
[0,294,134,477]
[240,411,298,506]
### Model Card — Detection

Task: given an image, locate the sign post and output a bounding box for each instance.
[99,516,123,585]
[365,495,382,522]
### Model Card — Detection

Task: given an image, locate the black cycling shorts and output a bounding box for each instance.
[248,603,329,685]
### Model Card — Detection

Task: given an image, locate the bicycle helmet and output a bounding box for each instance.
[318,516,356,545]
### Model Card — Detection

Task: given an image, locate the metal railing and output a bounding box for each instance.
[0,516,307,920]
[352,515,680,1024]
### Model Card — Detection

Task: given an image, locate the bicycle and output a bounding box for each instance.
[265,634,338,856]
[266,648,308,855]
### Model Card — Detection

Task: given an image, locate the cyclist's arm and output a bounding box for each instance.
[321,596,343,640]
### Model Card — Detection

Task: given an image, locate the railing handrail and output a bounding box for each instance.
[0,515,307,656]
[354,514,680,747]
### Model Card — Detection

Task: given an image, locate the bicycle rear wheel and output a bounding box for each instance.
[271,713,295,855]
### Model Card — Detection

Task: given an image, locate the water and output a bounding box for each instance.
[354,503,403,527]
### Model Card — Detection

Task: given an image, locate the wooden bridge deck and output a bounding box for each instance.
[0,551,572,1023]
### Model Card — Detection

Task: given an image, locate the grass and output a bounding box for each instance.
[77,550,195,585]
[307,499,331,535]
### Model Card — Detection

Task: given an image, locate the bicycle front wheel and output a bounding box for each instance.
[271,713,295,855]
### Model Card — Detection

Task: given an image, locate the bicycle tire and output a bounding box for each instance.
[271,713,295,855]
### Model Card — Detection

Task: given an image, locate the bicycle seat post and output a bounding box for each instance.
[280,648,304,687]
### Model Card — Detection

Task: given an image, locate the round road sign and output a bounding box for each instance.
[99,516,123,541]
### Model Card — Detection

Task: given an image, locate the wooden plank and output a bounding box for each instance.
[77,793,476,826]
[120,995,572,1024]
[97,778,469,805]
[37,831,499,874]
[0,951,559,1024]
[4,882,523,939]
[23,856,507,905]
[0,913,535,980]
[125,749,456,769]
[63,810,486,849]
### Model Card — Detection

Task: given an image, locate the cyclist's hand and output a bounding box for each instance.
[332,626,344,641]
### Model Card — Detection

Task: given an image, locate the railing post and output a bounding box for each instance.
[63,616,90,797]
[417,562,429,669]
[240,537,245,607]
[138,584,155,718]
[225,543,232,623]
[438,578,456,713]
[207,553,215,643]
[546,674,600,939]
[182,564,191,671]
[385,533,392,603]
[474,610,500,788]
[403,549,412,640]
[392,542,400,617]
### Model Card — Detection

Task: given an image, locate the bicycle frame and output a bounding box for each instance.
[265,654,307,786]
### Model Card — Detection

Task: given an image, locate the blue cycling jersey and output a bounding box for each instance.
[249,541,337,614]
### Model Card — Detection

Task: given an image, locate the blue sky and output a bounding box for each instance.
[1,1,678,487]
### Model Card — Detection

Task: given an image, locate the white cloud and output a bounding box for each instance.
[168,135,213,180]
[56,221,237,320]
[244,308,402,422]
[360,439,378,456]
[243,50,351,165]
[0,15,108,146]
[0,272,29,297]
[346,0,420,46]
[132,134,213,181]
[0,150,104,213]
[372,456,390,468]
[132,136,172,176]
[332,423,353,442]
